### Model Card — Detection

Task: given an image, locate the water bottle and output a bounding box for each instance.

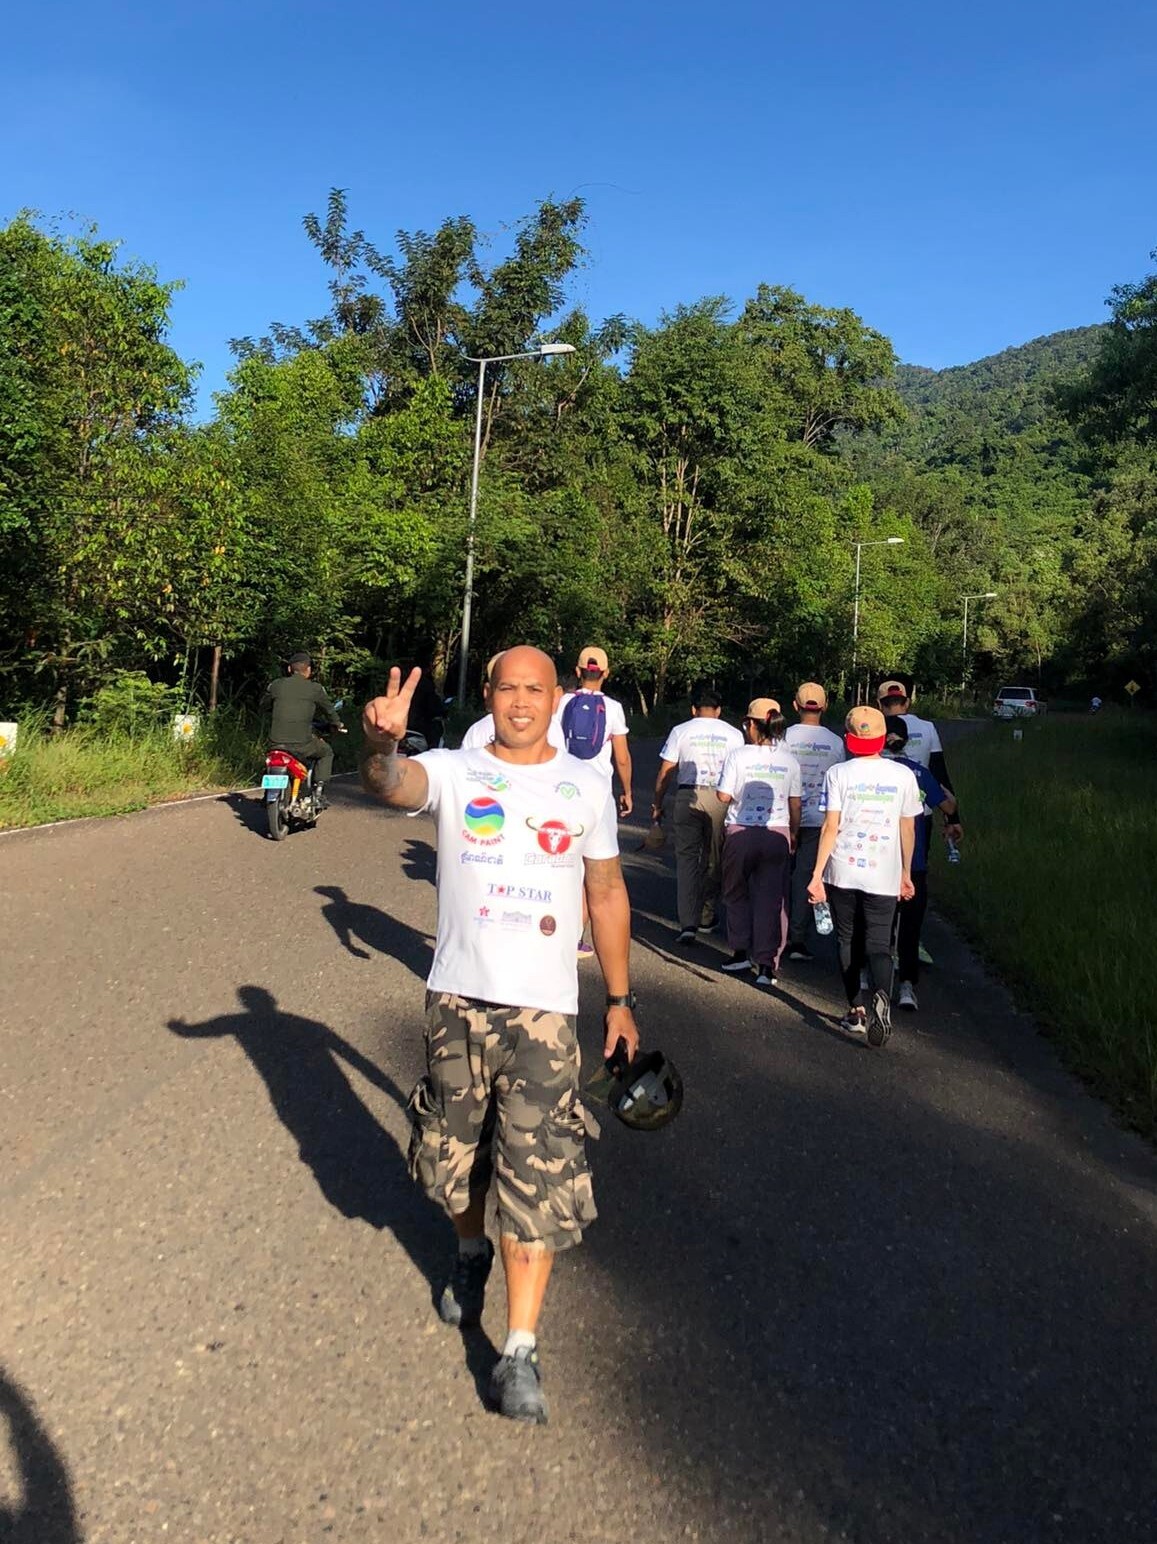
[812,900,834,935]
[946,837,961,864]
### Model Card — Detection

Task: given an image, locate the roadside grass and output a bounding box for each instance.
[930,710,1157,1136]
[0,714,265,830]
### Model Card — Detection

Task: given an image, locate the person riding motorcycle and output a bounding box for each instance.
[260,652,345,807]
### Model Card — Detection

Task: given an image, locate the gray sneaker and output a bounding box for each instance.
[489,1346,548,1424]
[438,1239,494,1328]
[867,988,892,1048]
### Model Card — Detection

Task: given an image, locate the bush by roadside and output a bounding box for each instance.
[930,711,1157,1137]
[0,713,265,829]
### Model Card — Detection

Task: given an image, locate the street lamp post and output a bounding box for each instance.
[961,591,998,694]
[457,342,576,706]
[851,537,905,697]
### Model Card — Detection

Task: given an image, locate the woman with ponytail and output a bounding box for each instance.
[715,698,802,987]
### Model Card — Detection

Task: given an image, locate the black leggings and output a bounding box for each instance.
[896,869,929,984]
[827,885,897,1005]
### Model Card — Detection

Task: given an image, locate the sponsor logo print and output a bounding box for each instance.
[466,768,509,792]
[526,816,584,855]
[487,883,552,903]
[463,796,505,847]
[459,851,503,866]
[554,781,580,800]
[539,915,557,936]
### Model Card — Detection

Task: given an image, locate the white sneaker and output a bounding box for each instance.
[722,953,754,973]
[897,981,918,1011]
[839,1005,868,1035]
[755,971,777,987]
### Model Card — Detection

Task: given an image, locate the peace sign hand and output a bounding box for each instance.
[363,667,422,751]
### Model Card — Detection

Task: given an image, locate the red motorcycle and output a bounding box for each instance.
[261,703,344,841]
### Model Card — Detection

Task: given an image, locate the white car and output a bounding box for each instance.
[993,686,1047,718]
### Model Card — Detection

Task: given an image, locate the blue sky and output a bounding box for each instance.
[5,0,1156,414]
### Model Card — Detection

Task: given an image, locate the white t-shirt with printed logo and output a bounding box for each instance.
[885,712,942,770]
[659,717,744,788]
[555,690,629,779]
[413,747,619,1014]
[717,743,802,830]
[462,713,566,752]
[783,722,846,828]
[820,756,923,897]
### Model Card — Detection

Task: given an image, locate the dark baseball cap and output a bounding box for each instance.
[287,651,312,666]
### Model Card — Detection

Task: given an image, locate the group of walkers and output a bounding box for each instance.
[650,674,962,1040]
[355,643,961,1429]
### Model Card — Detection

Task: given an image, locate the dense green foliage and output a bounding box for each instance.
[2,201,1155,727]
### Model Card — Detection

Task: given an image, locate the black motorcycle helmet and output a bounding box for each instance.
[589,1045,684,1132]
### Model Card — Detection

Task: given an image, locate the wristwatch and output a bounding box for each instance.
[605,993,637,1010]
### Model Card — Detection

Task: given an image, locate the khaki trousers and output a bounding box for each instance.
[673,786,727,929]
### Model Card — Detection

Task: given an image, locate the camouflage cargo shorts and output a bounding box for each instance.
[407,992,597,1253]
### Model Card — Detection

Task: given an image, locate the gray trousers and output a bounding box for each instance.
[673,786,727,929]
[788,825,823,945]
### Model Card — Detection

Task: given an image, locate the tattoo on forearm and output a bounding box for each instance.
[361,749,404,801]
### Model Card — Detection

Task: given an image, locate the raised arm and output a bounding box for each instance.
[360,667,430,811]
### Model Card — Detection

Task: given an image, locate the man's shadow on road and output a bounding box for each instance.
[165,987,499,1399]
[400,837,436,886]
[315,885,433,975]
[0,1367,80,1544]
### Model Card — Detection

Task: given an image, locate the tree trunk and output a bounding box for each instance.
[51,645,71,732]
[51,679,69,732]
[208,644,222,713]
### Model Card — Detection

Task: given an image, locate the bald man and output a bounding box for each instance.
[360,647,639,1426]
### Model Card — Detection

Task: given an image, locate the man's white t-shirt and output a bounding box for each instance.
[555,690,629,780]
[413,747,618,1014]
[820,756,923,897]
[717,744,802,830]
[461,713,566,752]
[886,713,941,770]
[659,717,744,788]
[783,723,846,828]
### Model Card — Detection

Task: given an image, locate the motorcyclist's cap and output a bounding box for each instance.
[287,651,312,667]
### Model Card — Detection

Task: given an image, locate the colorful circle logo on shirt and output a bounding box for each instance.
[526,816,584,854]
[464,797,505,837]
[539,914,557,936]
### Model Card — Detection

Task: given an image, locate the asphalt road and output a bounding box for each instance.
[2,751,1156,1544]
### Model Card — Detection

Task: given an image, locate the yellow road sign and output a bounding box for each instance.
[1125,680,1141,696]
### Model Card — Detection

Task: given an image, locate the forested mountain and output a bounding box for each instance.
[843,323,1154,690]
[1,199,1154,724]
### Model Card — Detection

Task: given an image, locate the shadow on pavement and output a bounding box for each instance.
[223,791,269,839]
[575,791,1157,1542]
[400,837,436,886]
[0,1368,80,1544]
[314,885,433,975]
[166,986,448,1289]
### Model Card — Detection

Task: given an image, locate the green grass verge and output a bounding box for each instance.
[930,710,1157,1137]
[0,713,363,830]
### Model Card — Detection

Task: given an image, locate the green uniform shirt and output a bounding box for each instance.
[261,674,340,749]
